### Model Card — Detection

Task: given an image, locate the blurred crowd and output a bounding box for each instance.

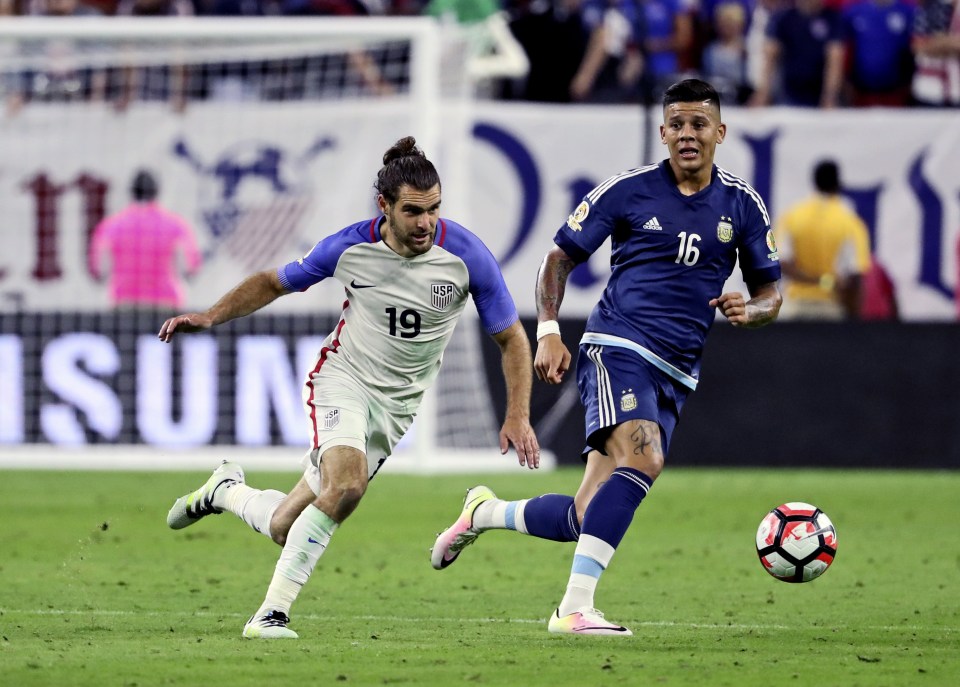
[1,0,958,108]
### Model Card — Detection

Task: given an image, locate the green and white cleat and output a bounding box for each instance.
[166,460,244,530]
[430,485,496,570]
[242,610,299,639]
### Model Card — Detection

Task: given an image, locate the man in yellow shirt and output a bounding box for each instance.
[775,160,872,320]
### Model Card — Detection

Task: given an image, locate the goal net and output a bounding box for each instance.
[0,17,551,473]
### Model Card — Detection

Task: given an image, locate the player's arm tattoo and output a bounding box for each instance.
[536,246,577,321]
[743,280,782,328]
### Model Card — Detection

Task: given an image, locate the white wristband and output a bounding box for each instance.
[536,320,561,341]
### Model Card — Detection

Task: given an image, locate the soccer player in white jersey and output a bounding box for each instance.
[160,136,540,639]
[431,79,782,635]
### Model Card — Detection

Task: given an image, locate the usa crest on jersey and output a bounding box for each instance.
[432,282,455,310]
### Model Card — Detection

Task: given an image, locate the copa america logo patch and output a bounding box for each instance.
[566,200,590,232]
[322,408,340,430]
[765,229,780,260]
[432,282,455,311]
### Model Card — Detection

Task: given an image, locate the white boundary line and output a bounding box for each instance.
[0,445,555,473]
[2,608,956,633]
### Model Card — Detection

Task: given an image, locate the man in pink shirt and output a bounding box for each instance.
[89,170,202,309]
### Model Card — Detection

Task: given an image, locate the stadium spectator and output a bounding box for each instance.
[503,0,591,102]
[4,0,106,117]
[431,79,782,636]
[161,136,540,640]
[749,0,844,107]
[701,0,752,104]
[774,159,872,320]
[841,0,915,107]
[423,0,530,97]
[568,0,645,103]
[911,0,960,106]
[195,0,280,13]
[745,0,786,97]
[113,0,195,113]
[89,169,202,310]
[860,257,899,320]
[275,0,399,97]
[635,0,695,104]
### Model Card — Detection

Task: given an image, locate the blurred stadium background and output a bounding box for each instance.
[0,11,958,474]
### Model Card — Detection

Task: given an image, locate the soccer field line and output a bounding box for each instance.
[3,608,957,634]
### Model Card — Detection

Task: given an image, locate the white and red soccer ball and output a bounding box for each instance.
[756,502,837,583]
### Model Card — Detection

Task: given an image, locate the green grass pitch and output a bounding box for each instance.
[0,466,957,686]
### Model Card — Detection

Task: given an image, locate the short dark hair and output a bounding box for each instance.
[131,169,158,202]
[662,78,722,116]
[375,136,441,204]
[813,160,841,194]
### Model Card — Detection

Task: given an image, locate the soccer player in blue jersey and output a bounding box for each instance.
[160,136,541,639]
[432,79,782,635]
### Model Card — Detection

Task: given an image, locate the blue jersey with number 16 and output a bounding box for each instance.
[554,161,781,390]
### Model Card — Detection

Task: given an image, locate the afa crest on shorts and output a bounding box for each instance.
[432,282,455,310]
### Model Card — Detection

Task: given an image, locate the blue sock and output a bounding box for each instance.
[579,467,653,549]
[519,494,580,542]
[558,467,653,615]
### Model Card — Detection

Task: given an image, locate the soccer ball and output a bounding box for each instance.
[755,502,837,583]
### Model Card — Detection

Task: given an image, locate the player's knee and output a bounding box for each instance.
[642,455,664,480]
[324,478,367,519]
[268,516,293,546]
[337,482,366,509]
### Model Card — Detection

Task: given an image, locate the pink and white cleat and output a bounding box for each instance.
[548,607,633,636]
[430,485,496,570]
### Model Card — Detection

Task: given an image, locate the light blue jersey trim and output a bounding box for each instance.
[580,332,698,390]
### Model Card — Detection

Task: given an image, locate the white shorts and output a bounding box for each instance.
[299,363,416,494]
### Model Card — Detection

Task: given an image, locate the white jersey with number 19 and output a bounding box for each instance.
[277,217,518,404]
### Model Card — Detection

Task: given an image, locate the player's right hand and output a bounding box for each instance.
[534,335,571,385]
[158,314,213,343]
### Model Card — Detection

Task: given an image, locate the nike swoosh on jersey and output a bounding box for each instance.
[350,279,376,289]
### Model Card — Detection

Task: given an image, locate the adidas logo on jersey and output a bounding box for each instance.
[642,217,663,231]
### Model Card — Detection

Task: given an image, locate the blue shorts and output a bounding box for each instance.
[576,343,689,458]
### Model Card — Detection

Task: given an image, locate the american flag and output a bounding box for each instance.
[222,194,312,272]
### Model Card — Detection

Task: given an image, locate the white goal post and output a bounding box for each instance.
[0,17,553,473]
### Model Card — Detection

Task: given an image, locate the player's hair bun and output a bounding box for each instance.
[383,136,424,165]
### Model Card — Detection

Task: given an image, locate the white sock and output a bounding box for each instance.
[256,505,338,616]
[216,483,285,540]
[557,535,615,617]
[557,573,598,616]
[472,499,530,532]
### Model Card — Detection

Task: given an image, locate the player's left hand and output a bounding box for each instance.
[709,292,750,326]
[158,313,213,342]
[499,417,540,470]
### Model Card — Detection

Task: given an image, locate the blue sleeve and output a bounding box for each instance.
[277,221,371,292]
[737,196,781,286]
[552,185,618,264]
[443,222,519,335]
